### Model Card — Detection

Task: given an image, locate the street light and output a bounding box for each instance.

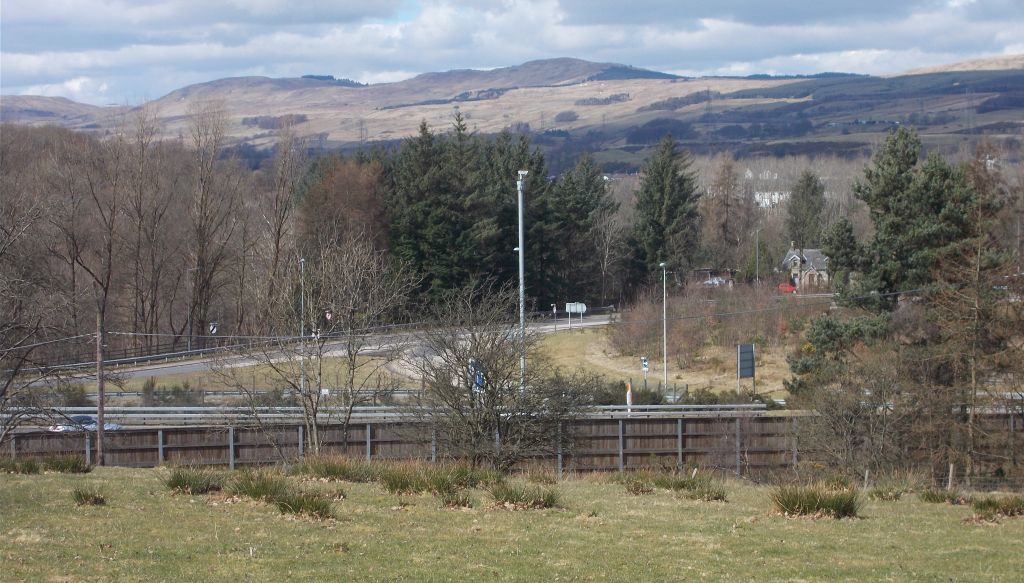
[659,262,668,390]
[753,227,762,286]
[516,170,529,392]
[299,257,306,396]
[186,266,199,353]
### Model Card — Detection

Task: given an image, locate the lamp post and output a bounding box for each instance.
[516,170,529,392]
[186,266,199,353]
[299,257,306,396]
[659,262,668,390]
[754,227,762,286]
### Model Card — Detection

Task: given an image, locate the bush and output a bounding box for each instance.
[164,466,226,494]
[488,482,560,509]
[971,495,1024,520]
[72,487,106,506]
[274,491,334,520]
[43,455,92,474]
[0,458,40,474]
[770,484,861,518]
[229,468,290,501]
[295,455,377,483]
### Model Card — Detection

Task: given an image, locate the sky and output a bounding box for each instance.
[1,0,1022,105]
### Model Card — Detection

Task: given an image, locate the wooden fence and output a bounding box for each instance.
[8,412,800,475]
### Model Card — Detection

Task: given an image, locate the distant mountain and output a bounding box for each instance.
[2,56,1022,167]
[899,54,1024,76]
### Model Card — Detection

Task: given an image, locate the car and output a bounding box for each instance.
[777,282,797,294]
[702,277,727,287]
[48,415,121,432]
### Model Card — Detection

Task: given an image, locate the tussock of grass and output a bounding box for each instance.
[228,468,290,501]
[274,491,334,519]
[164,466,226,494]
[525,470,557,485]
[0,458,40,474]
[971,495,1024,520]
[72,487,106,506]
[683,477,728,502]
[378,463,429,495]
[770,484,861,518]
[295,455,377,483]
[623,476,654,495]
[919,488,966,504]
[438,490,473,508]
[43,455,91,474]
[488,482,560,509]
[868,486,904,501]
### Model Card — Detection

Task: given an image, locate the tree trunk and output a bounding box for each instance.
[95,310,106,466]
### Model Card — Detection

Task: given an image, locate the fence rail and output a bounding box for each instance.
[7,410,798,475]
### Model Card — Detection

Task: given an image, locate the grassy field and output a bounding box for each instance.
[3,467,1022,581]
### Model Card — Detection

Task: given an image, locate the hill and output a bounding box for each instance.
[2,56,1022,168]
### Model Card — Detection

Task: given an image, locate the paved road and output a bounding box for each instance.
[65,315,612,383]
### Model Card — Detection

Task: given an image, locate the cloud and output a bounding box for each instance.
[1,0,1021,104]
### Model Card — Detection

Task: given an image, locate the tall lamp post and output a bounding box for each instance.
[516,170,529,392]
[754,227,762,286]
[299,257,306,396]
[659,262,668,390]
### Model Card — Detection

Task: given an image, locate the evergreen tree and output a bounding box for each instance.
[700,155,755,270]
[786,169,825,250]
[632,135,701,276]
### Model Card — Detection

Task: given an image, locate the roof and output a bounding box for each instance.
[781,248,829,272]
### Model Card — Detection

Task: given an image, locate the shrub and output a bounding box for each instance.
[970,495,1024,520]
[72,487,106,506]
[295,455,376,483]
[164,466,226,494]
[43,455,92,474]
[274,491,334,520]
[770,484,861,518]
[488,482,560,509]
[0,458,40,474]
[229,468,290,501]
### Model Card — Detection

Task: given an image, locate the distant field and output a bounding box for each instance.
[2,467,1022,581]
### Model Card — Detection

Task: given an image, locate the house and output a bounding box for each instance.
[780,244,830,291]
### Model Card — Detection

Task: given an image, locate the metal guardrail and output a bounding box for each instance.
[10,404,770,426]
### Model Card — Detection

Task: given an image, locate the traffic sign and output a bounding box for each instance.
[641,356,649,372]
[209,322,218,335]
[565,302,588,314]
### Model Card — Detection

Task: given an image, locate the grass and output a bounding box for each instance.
[164,466,227,494]
[71,486,106,506]
[488,481,560,509]
[3,466,1024,581]
[970,494,1024,520]
[0,458,40,474]
[228,468,291,501]
[770,484,861,518]
[43,455,92,474]
[919,488,967,504]
[294,455,377,483]
[273,491,335,520]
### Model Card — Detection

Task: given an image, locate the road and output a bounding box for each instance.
[61,314,613,384]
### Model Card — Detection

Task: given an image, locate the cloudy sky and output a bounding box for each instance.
[2,0,1022,105]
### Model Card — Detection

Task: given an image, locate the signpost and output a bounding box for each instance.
[565,302,587,331]
[641,356,649,391]
[737,343,756,394]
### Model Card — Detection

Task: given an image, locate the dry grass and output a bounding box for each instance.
[3,467,1023,580]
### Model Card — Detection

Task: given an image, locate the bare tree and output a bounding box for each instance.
[409,283,592,470]
[215,230,414,455]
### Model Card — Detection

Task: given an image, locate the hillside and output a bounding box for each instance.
[2,55,1022,167]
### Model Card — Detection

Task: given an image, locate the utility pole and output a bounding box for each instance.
[660,262,668,390]
[516,170,529,392]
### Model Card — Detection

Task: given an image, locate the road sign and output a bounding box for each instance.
[209,322,218,335]
[565,302,588,314]
[738,344,755,378]
[641,356,649,372]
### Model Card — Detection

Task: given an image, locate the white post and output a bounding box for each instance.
[516,170,529,392]
[299,258,306,397]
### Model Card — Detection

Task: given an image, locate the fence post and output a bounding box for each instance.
[297,425,304,458]
[228,427,235,470]
[85,434,92,465]
[157,429,164,464]
[791,417,799,467]
[430,425,437,463]
[676,419,683,470]
[947,463,955,491]
[10,434,15,459]
[734,418,741,476]
[617,419,625,472]
[365,423,372,461]
[556,422,564,479]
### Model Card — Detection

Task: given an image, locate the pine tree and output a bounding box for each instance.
[700,155,754,270]
[632,135,701,276]
[786,169,825,251]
